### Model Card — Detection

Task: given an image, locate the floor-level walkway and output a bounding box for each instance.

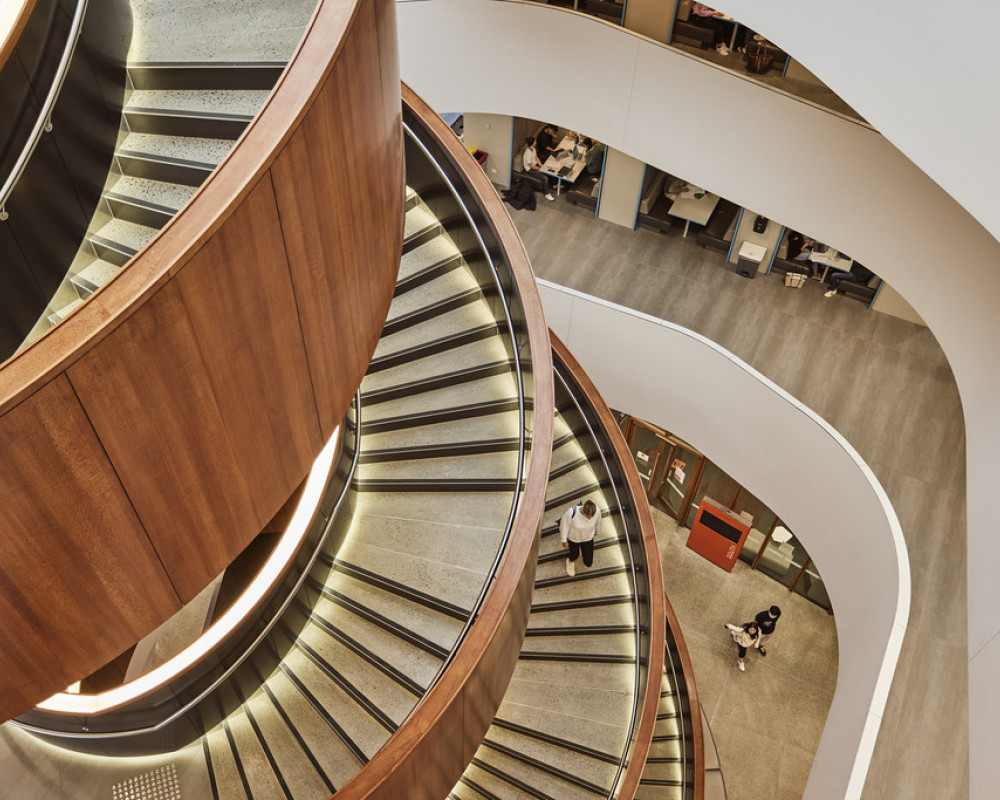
[509,197,968,799]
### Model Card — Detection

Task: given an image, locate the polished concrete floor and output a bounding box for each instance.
[654,506,838,800]
[509,197,969,799]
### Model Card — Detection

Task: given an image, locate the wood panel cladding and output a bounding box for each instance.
[0,0,401,720]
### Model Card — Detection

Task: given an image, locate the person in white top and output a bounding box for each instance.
[522,136,555,202]
[559,499,601,577]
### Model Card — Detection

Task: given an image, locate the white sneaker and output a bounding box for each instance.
[716,43,730,56]
[737,659,745,672]
[545,193,555,202]
[824,289,837,298]
[566,559,576,577]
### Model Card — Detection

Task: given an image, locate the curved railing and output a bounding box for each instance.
[321,83,554,800]
[551,335,670,797]
[0,0,402,723]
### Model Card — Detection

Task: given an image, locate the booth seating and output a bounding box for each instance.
[696,199,740,251]
[672,19,715,49]
[635,169,673,234]
[834,274,882,304]
[579,0,624,23]
[567,174,600,210]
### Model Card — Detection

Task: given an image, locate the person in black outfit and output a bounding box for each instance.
[535,124,559,162]
[754,605,781,656]
[825,261,877,297]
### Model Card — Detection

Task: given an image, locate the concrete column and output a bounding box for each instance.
[597,147,645,229]
[463,112,514,189]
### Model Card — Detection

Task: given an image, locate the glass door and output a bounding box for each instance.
[655,437,704,520]
[623,417,670,498]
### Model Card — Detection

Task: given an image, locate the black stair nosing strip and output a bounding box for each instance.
[117,148,218,172]
[394,252,463,296]
[524,624,636,637]
[645,755,683,764]
[548,455,590,481]
[259,681,337,794]
[360,396,522,434]
[201,736,221,800]
[657,711,680,721]
[221,718,255,799]
[292,637,398,734]
[354,477,520,493]
[518,651,637,664]
[382,288,483,336]
[128,62,285,90]
[366,323,498,374]
[652,733,681,742]
[299,600,426,697]
[106,191,180,217]
[551,431,577,449]
[361,360,512,405]
[358,437,521,464]
[534,564,629,589]
[89,232,139,259]
[530,594,634,614]
[277,661,369,765]
[458,775,504,800]
[638,778,684,787]
[537,536,626,564]
[308,578,450,660]
[325,557,471,622]
[401,221,442,255]
[481,738,610,796]
[491,718,619,765]
[125,106,256,123]
[470,757,559,800]
[230,684,294,800]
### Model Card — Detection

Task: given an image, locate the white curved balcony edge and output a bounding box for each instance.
[539,279,909,800]
[398,3,1000,796]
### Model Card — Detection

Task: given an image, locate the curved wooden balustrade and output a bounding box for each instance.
[0,0,35,68]
[0,0,402,722]
[326,84,554,800]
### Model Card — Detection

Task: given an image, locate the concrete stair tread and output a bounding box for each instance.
[360,411,522,451]
[362,338,512,392]
[223,705,293,799]
[469,748,601,800]
[388,265,481,317]
[280,646,393,760]
[310,595,442,689]
[508,659,635,694]
[496,700,629,762]
[483,723,618,791]
[119,131,234,165]
[294,619,421,725]
[362,373,518,421]
[546,462,602,496]
[374,304,497,359]
[526,603,636,631]
[204,724,250,800]
[353,490,515,530]
[127,88,272,116]
[107,174,198,211]
[93,217,159,252]
[647,735,683,760]
[337,539,493,612]
[503,676,635,729]
[357,450,520,482]
[403,204,439,240]
[70,259,120,293]
[399,235,460,282]
[343,513,504,575]
[531,572,635,604]
[325,571,466,652]
[519,631,636,659]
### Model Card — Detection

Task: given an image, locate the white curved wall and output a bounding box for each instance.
[541,282,908,799]
[398,1,1000,797]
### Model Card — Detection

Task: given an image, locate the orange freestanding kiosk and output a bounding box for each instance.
[686,496,752,572]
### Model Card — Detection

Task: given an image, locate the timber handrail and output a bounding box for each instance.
[0,0,36,69]
[0,0,403,722]
[326,84,555,800]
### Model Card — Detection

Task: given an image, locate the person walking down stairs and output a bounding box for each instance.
[559,499,601,577]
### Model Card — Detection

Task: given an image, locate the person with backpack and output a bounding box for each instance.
[754,605,782,656]
[559,499,601,577]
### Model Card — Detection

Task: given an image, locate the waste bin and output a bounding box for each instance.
[736,241,766,279]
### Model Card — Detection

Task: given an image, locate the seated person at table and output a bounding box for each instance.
[522,136,555,202]
[582,137,604,175]
[690,3,730,55]
[824,261,876,297]
[786,230,813,260]
[536,124,559,162]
